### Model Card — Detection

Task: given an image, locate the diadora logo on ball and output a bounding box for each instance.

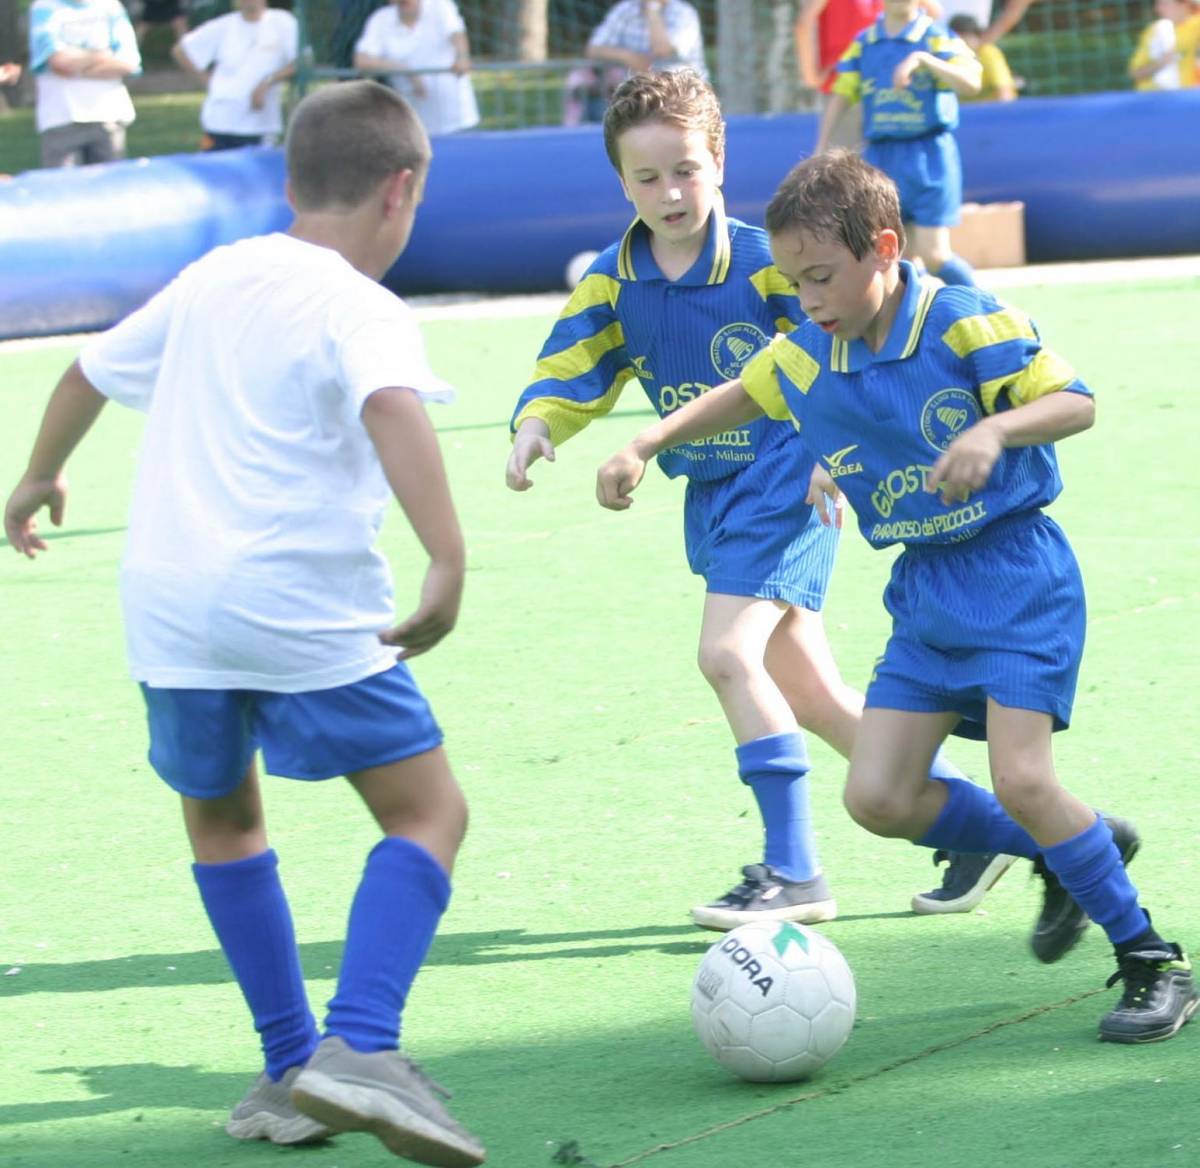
[710,323,769,380]
[920,388,981,452]
[719,935,777,997]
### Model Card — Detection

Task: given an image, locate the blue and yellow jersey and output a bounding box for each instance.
[511,203,805,482]
[742,261,1091,549]
[832,15,974,140]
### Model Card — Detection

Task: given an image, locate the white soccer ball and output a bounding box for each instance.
[564,249,600,290]
[691,920,856,1082]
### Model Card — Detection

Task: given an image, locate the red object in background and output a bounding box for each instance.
[818,0,882,92]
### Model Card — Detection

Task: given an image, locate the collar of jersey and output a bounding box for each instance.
[866,13,933,43]
[616,197,732,286]
[828,260,942,373]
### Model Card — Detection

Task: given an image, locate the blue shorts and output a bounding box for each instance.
[865,511,1085,739]
[140,664,443,799]
[682,438,839,609]
[865,131,962,228]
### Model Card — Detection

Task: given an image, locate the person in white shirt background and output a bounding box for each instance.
[353,0,479,137]
[172,0,298,151]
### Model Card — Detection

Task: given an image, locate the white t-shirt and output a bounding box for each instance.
[355,0,479,136]
[1144,18,1181,90]
[179,8,298,136]
[79,233,455,693]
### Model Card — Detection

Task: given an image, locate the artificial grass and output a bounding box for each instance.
[1,274,1198,1167]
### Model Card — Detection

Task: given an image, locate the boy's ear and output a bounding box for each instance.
[283,177,297,212]
[382,168,417,216]
[874,229,901,265]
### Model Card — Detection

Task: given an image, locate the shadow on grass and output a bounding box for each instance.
[2,923,707,997]
[0,525,126,549]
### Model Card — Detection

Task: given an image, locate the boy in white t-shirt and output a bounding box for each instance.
[172,0,298,149]
[4,81,485,1166]
[353,0,479,137]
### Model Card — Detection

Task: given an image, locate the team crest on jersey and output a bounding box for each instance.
[710,323,769,380]
[920,388,982,452]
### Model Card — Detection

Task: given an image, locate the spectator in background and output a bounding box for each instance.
[134,0,188,48]
[564,0,705,126]
[1128,0,1192,90]
[794,0,942,98]
[28,0,141,168]
[0,62,22,85]
[1179,1,1200,85]
[950,13,1017,99]
[354,0,479,136]
[172,0,298,151]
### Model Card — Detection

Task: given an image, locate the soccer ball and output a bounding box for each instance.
[691,920,856,1082]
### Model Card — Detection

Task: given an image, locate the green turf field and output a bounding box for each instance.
[2,273,1198,1168]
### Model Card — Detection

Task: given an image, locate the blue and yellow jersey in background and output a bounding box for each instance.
[832,15,974,139]
[742,261,1091,550]
[511,203,805,483]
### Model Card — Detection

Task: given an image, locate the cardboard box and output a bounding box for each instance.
[949,201,1026,269]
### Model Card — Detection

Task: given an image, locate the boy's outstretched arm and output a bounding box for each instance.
[927,389,1095,498]
[596,379,763,511]
[4,361,107,558]
[505,417,556,491]
[363,387,466,660]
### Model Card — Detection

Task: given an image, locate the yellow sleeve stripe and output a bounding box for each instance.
[512,371,636,445]
[749,264,795,302]
[741,342,793,422]
[979,349,1079,414]
[830,336,848,373]
[562,271,621,316]
[775,336,821,395]
[775,315,796,333]
[941,308,1037,358]
[832,71,862,103]
[841,38,864,61]
[533,320,627,384]
[617,217,639,280]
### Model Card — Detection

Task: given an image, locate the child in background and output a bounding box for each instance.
[815,0,981,286]
[4,80,485,1165]
[949,14,1018,101]
[508,69,1010,932]
[1128,0,1192,90]
[596,150,1197,1044]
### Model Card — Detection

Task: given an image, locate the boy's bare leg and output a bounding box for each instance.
[182,762,267,862]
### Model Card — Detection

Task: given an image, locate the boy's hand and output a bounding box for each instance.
[893,51,929,88]
[596,444,647,510]
[506,420,556,491]
[927,420,1003,502]
[379,561,463,660]
[4,474,67,559]
[806,463,844,528]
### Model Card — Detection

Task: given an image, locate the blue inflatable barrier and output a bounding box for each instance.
[1,90,1197,339]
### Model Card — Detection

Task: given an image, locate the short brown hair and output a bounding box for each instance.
[765,150,906,260]
[602,68,725,172]
[286,81,431,211]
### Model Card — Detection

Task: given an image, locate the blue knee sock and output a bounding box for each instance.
[936,254,976,286]
[193,849,320,1080]
[324,836,450,1053]
[915,776,1039,858]
[738,731,819,882]
[1041,816,1149,946]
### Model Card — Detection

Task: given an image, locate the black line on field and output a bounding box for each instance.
[605,986,1108,1167]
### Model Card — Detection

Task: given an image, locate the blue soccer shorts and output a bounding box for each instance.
[682,435,840,610]
[865,511,1085,739]
[140,663,443,799]
[865,131,962,228]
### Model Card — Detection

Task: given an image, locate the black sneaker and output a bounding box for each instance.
[1099,943,1199,1043]
[1031,816,1140,963]
[690,863,837,932]
[911,850,1018,915]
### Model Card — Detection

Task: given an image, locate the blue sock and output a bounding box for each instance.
[738,731,819,882]
[915,776,1040,858]
[936,253,976,286]
[324,836,451,1053]
[929,751,967,782]
[1041,816,1149,946]
[193,849,320,1080]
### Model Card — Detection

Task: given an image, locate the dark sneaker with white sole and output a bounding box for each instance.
[290,1035,485,1167]
[226,1066,331,1145]
[1099,943,1199,1043]
[911,850,1018,914]
[690,863,837,932]
[1031,816,1141,963]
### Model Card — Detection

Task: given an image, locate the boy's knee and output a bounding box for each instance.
[843,771,917,838]
[696,638,755,692]
[992,764,1055,823]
